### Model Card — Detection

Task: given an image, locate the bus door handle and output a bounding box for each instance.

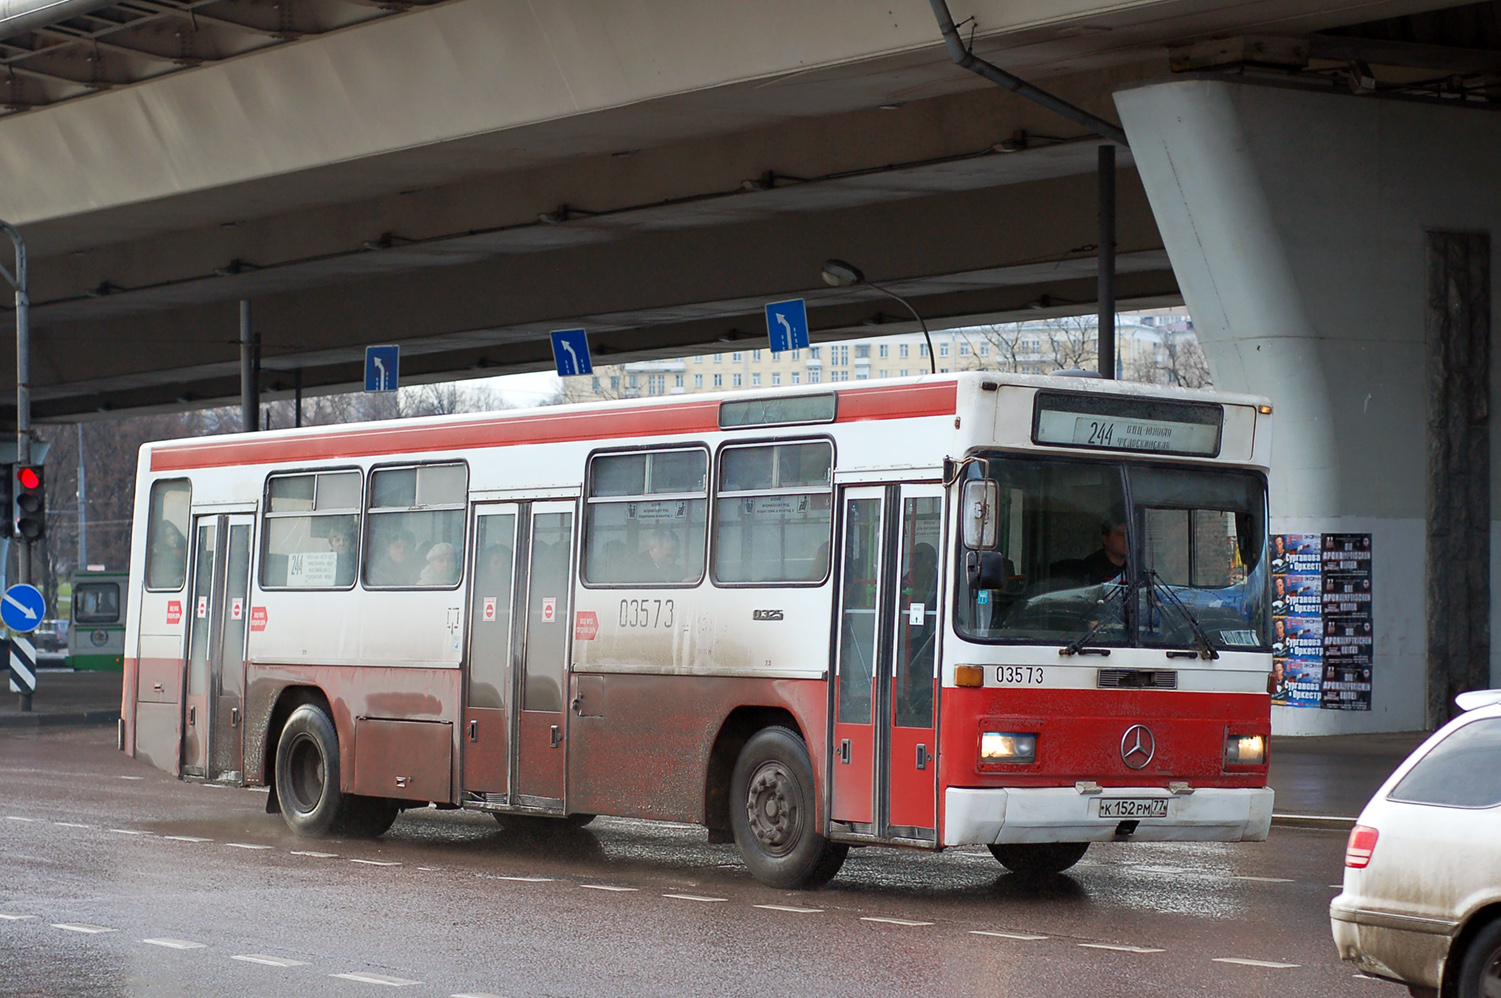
[468,720,478,742]
[550,725,563,749]
[839,739,851,764]
[230,708,240,728]
[916,744,929,770]
[187,705,195,726]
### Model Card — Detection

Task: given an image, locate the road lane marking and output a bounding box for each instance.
[53,822,92,828]
[109,828,152,835]
[861,917,933,927]
[971,930,1049,941]
[143,939,207,950]
[755,904,822,913]
[331,972,421,986]
[225,843,273,850]
[163,836,213,843]
[118,776,145,780]
[5,816,38,822]
[1214,958,1300,969]
[662,894,728,903]
[0,913,37,920]
[580,885,637,892]
[451,993,507,998]
[290,850,338,858]
[233,954,309,968]
[349,859,401,867]
[495,876,552,882]
[415,867,438,872]
[1078,943,1165,954]
[52,923,115,934]
[1232,876,1294,883]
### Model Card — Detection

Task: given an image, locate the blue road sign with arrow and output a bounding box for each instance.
[765,299,810,353]
[551,329,593,376]
[2,583,45,633]
[365,345,400,392]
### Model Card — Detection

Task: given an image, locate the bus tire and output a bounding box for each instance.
[730,726,847,889]
[273,703,349,837]
[987,841,1090,878]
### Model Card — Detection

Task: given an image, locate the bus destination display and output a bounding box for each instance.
[1032,391,1223,457]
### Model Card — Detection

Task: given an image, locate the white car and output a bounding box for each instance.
[1331,690,1501,998]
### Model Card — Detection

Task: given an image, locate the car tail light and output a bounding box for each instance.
[1345,824,1379,868]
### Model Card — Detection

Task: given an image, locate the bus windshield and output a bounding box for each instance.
[955,455,1268,651]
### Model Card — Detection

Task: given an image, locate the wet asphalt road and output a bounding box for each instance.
[2,727,1399,998]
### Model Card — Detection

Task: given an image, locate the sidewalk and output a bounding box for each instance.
[1267,730,1430,826]
[0,669,122,728]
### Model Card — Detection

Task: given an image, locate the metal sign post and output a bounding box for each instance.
[0,220,31,711]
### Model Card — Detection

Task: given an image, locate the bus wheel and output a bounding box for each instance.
[274,704,349,837]
[730,726,848,889]
[987,842,1090,878]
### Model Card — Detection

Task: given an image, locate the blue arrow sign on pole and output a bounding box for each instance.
[365,345,400,392]
[2,583,45,633]
[550,329,593,376]
[765,299,810,353]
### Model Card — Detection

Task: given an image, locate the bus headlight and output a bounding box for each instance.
[980,732,1037,763]
[1225,734,1266,766]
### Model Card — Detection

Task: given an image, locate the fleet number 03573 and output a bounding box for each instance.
[996,666,1045,685]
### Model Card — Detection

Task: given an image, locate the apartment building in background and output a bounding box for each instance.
[563,312,1209,404]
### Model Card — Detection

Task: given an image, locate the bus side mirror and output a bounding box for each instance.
[966,550,1010,589]
[962,479,999,550]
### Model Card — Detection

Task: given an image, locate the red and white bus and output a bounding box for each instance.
[120,372,1274,887]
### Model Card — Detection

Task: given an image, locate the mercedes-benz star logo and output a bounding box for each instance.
[1120,724,1156,770]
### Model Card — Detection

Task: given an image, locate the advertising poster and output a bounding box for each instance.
[1269,532,1375,711]
[1270,534,1324,708]
[1321,534,1373,711]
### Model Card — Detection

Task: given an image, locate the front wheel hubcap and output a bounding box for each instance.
[745,761,801,856]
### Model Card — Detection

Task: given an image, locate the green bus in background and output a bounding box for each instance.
[68,570,126,671]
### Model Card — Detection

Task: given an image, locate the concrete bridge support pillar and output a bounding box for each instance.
[1115,77,1501,735]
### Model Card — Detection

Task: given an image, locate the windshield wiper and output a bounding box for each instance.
[1144,569,1220,660]
[1059,579,1133,657]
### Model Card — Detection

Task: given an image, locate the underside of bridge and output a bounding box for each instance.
[1,0,1499,419]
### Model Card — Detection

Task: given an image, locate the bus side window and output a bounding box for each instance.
[583,448,708,587]
[363,463,468,589]
[713,441,833,585]
[75,582,121,623]
[144,479,192,591]
[261,470,363,589]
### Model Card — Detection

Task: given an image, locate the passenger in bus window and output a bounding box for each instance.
[418,542,460,586]
[327,522,357,587]
[152,521,189,589]
[370,530,418,586]
[643,527,687,583]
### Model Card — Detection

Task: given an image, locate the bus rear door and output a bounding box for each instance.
[830,484,942,843]
[463,504,520,797]
[181,513,253,783]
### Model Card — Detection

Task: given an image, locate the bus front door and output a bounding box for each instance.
[181,513,253,783]
[513,501,575,809]
[463,504,520,796]
[830,484,942,843]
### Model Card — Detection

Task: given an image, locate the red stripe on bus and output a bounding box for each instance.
[148,382,959,472]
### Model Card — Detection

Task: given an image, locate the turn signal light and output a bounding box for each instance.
[955,665,984,688]
[1345,824,1379,868]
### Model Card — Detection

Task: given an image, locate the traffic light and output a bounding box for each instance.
[14,465,44,540]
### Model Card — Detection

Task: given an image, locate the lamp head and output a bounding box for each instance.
[821,259,864,287]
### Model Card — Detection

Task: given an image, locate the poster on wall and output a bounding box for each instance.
[1320,534,1374,711]
[1269,533,1374,711]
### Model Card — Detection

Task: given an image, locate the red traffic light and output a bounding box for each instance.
[16,467,39,490]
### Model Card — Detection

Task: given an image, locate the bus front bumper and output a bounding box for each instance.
[943,786,1274,846]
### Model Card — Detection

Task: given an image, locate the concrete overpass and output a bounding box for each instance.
[4,0,1501,737]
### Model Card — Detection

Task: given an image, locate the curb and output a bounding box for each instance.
[0,710,120,729]
[1271,812,1357,831]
